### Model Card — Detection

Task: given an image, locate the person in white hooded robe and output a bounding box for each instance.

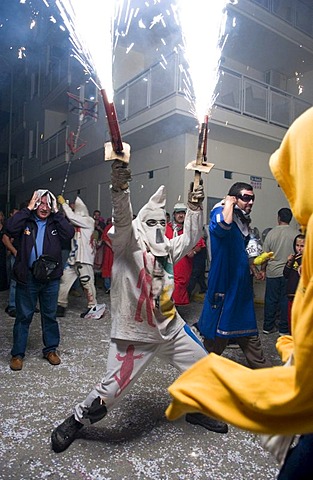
[56,195,105,319]
[51,160,228,453]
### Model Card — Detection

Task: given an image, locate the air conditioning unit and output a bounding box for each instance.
[265,70,287,90]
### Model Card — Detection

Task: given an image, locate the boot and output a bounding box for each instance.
[185,413,228,433]
[51,415,83,453]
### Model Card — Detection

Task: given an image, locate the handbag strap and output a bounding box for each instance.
[31,228,39,260]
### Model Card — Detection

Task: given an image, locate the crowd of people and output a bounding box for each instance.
[1,106,311,478]
[1,193,114,371]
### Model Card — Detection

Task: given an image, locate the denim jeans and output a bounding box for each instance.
[103,277,111,291]
[263,276,289,333]
[12,272,60,358]
[278,434,313,479]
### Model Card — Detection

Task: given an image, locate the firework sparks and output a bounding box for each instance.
[51,0,124,101]
[176,0,231,122]
[42,0,231,123]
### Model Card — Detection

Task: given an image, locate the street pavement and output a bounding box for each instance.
[0,285,282,480]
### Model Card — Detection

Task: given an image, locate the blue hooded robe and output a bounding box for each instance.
[197,204,258,339]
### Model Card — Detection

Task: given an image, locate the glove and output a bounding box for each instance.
[57,195,66,205]
[187,180,204,210]
[111,160,132,191]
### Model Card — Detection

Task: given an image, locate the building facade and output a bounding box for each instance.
[0,0,312,233]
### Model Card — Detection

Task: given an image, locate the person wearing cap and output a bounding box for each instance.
[50,161,228,454]
[166,203,204,305]
[6,190,75,371]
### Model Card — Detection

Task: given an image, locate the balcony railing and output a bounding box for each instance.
[216,67,311,127]
[250,0,313,38]
[115,53,311,129]
[115,52,184,121]
[3,53,311,185]
[41,126,69,167]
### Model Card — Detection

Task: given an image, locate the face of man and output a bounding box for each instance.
[35,195,51,220]
[236,189,255,214]
[93,211,100,220]
[174,211,186,225]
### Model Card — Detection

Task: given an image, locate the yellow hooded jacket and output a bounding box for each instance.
[166,107,313,435]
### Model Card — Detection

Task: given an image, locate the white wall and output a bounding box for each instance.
[202,139,298,233]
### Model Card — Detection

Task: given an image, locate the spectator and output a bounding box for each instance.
[0,211,8,292]
[6,190,74,371]
[196,182,270,369]
[261,208,298,335]
[3,208,19,316]
[187,232,207,299]
[50,161,227,454]
[283,233,305,334]
[165,203,199,305]
[56,196,105,319]
[93,210,105,240]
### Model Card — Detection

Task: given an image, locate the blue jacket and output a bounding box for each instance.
[6,208,75,284]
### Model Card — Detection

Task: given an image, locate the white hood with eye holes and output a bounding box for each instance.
[133,186,170,257]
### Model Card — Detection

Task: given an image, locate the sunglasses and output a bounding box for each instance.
[237,194,255,202]
[146,219,166,227]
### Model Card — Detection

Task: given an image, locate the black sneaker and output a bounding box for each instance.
[185,413,228,433]
[56,305,66,317]
[51,415,83,453]
[263,327,277,334]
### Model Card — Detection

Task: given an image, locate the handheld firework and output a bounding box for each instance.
[186,115,214,201]
[100,89,131,164]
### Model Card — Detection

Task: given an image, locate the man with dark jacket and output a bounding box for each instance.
[6,189,75,371]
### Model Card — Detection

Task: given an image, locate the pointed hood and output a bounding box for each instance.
[133,185,170,256]
[74,197,89,217]
[269,106,313,228]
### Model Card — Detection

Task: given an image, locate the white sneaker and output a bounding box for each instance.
[81,304,106,320]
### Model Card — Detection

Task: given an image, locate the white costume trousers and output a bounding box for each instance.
[74,326,206,423]
[58,262,96,308]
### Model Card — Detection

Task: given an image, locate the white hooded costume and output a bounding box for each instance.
[73,182,213,421]
[58,197,100,313]
[61,197,95,266]
[109,185,203,342]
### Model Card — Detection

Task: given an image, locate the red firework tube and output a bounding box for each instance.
[196,115,208,165]
[202,114,208,161]
[100,89,123,154]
